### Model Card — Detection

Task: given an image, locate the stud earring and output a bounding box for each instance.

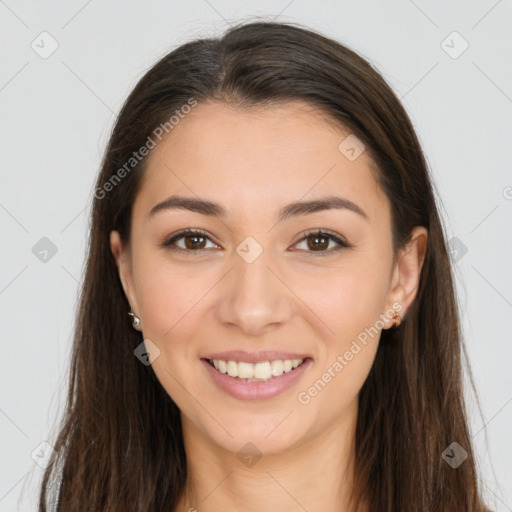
[391,311,402,328]
[128,310,141,328]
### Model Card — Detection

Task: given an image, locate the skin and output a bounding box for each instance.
[110,100,427,512]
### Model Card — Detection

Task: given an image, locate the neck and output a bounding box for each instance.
[175,398,368,512]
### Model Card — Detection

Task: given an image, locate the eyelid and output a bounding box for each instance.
[160,228,220,251]
[290,229,351,256]
[294,228,350,247]
[160,228,351,255]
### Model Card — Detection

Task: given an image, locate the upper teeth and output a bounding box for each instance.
[211,358,304,380]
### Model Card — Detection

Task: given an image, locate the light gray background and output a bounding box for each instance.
[1,1,511,510]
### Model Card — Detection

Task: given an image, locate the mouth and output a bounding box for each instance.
[202,357,311,382]
[200,355,313,401]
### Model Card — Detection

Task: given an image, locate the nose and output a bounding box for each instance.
[215,247,296,337]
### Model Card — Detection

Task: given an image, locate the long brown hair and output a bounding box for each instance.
[38,20,492,511]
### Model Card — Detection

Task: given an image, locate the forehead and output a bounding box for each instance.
[133,100,388,225]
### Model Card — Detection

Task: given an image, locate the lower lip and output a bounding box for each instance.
[201,358,312,401]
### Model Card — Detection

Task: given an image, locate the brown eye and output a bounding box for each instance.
[306,234,330,251]
[161,228,350,257]
[183,234,207,250]
[293,230,350,256]
[161,230,219,252]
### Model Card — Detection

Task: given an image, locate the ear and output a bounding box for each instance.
[110,230,142,330]
[384,226,428,327]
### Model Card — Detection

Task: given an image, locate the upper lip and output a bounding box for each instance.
[202,350,311,364]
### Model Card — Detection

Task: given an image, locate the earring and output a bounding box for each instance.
[128,310,141,328]
[391,311,402,328]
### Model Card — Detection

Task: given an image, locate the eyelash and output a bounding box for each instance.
[160,229,351,257]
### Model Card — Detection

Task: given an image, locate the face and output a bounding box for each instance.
[110,100,426,456]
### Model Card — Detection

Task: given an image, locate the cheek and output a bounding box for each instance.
[297,269,386,415]
[132,252,206,344]
[298,262,390,342]
[133,260,206,403]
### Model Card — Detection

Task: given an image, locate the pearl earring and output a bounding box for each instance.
[128,310,141,328]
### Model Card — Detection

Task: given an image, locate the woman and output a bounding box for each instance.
[39,20,492,511]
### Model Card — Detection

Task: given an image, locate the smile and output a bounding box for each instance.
[201,357,313,400]
[206,357,304,381]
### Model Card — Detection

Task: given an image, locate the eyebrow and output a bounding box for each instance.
[148,194,368,222]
